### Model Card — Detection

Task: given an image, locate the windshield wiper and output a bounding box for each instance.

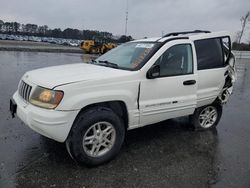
[96,60,119,68]
[90,59,98,64]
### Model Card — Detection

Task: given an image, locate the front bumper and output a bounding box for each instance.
[12,91,79,142]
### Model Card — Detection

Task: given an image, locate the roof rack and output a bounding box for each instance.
[163,30,211,38]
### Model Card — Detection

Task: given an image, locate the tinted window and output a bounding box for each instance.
[194,38,223,70]
[155,44,193,77]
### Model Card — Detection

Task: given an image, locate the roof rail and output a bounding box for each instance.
[163,30,211,38]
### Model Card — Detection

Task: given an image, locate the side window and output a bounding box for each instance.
[194,38,224,70]
[155,44,193,77]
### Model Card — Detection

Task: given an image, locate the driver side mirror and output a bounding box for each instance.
[147,65,160,79]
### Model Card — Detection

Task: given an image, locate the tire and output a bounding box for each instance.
[189,102,222,131]
[102,47,107,54]
[66,107,125,166]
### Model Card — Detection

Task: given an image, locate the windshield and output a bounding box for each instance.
[95,42,157,70]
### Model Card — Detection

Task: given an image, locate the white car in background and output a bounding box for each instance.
[10,30,236,166]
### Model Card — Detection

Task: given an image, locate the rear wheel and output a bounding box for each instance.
[66,107,125,166]
[190,102,222,130]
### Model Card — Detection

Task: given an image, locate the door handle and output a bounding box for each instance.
[183,80,196,85]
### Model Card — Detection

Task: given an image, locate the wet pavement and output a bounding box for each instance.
[0,40,82,53]
[0,51,249,188]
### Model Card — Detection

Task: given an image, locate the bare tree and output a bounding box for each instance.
[238,10,250,44]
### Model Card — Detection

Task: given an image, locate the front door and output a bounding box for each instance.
[139,42,197,125]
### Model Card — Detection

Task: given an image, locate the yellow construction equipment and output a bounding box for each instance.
[80,40,117,54]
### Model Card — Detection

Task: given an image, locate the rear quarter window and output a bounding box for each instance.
[194,38,224,70]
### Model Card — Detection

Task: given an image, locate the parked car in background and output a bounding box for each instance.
[68,40,79,47]
[0,34,82,47]
[0,34,7,40]
[23,36,27,41]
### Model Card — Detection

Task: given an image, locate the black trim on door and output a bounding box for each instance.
[183,80,196,85]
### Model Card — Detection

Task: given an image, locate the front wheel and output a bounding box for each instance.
[66,107,125,166]
[190,102,222,130]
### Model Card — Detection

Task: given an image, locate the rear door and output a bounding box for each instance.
[194,38,227,107]
[139,41,198,126]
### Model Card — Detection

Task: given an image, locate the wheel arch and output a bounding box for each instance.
[74,100,129,130]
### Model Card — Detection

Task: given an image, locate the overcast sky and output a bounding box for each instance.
[0,0,249,39]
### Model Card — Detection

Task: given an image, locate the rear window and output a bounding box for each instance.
[194,38,224,70]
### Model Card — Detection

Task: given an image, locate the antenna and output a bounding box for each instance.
[125,0,128,36]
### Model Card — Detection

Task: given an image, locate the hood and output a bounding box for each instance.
[24,63,133,89]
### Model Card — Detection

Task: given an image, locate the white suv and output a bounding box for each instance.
[10,30,236,166]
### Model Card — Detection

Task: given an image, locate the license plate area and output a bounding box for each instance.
[10,99,17,118]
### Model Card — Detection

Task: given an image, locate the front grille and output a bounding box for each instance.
[19,81,32,101]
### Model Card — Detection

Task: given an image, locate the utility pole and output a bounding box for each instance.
[125,0,128,36]
[161,30,164,37]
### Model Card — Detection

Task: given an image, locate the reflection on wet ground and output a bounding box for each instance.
[0,51,249,188]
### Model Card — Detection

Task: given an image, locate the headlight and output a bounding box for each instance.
[30,86,64,109]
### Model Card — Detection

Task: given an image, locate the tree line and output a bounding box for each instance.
[0,19,133,43]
